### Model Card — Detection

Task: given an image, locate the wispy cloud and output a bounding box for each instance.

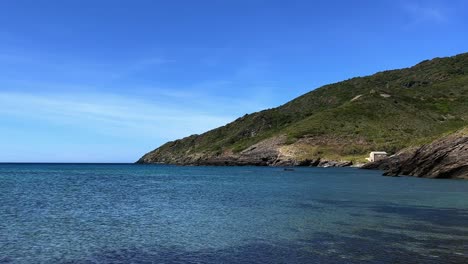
[0,45,290,162]
[401,1,449,25]
[0,91,233,141]
[110,57,176,79]
[0,48,174,82]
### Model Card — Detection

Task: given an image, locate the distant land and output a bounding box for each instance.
[137,53,468,178]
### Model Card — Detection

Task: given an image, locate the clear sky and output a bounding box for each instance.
[0,0,467,162]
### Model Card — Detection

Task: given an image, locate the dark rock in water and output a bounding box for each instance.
[283,168,295,171]
[363,128,468,179]
[383,172,401,177]
[317,160,353,167]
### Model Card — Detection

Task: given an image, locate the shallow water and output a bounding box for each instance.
[0,164,467,263]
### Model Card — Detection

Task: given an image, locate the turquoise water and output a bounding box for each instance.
[0,164,467,263]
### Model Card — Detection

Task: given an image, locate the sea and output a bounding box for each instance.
[0,164,467,263]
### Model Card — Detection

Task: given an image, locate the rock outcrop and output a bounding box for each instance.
[362,128,468,179]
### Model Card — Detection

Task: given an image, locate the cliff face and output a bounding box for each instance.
[362,128,468,179]
[137,53,468,166]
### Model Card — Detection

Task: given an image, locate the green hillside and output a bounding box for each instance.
[137,53,468,165]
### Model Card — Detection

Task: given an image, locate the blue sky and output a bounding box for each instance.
[0,0,467,162]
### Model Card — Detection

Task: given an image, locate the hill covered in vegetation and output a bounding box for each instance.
[137,53,468,166]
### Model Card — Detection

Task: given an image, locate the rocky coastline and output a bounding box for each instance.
[138,128,468,180]
[136,135,359,167]
[362,128,468,179]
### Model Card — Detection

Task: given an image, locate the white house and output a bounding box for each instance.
[366,151,388,162]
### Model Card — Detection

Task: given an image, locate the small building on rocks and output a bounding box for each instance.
[366,151,388,162]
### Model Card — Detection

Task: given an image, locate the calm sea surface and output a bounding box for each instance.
[0,164,467,263]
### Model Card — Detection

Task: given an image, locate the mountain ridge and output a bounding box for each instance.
[137,52,468,166]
